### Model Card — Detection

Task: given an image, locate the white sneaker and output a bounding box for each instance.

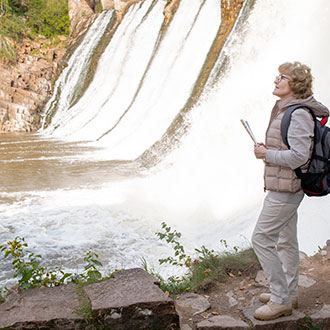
[254,301,292,321]
[259,293,298,308]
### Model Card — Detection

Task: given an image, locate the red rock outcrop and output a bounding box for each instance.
[68,0,95,40]
[0,37,67,132]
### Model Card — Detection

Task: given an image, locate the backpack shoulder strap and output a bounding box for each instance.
[281,104,317,147]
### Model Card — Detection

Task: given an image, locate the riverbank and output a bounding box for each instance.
[1,239,330,329]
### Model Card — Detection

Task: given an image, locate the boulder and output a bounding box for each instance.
[175,293,211,315]
[101,0,114,10]
[67,0,97,45]
[298,274,316,288]
[84,268,179,329]
[68,0,94,33]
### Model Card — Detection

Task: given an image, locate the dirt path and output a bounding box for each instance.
[176,252,330,329]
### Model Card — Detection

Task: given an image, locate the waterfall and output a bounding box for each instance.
[42,10,115,128]
[43,0,220,160]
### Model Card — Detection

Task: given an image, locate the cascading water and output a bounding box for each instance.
[1,0,330,288]
[42,10,115,127]
[44,0,220,160]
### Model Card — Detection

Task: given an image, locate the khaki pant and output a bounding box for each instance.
[252,193,303,305]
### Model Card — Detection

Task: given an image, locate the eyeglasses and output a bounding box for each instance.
[275,75,289,83]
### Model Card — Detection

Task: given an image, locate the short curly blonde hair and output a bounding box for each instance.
[278,62,313,99]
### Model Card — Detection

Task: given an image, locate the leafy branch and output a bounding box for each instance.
[0,236,104,293]
[156,222,192,268]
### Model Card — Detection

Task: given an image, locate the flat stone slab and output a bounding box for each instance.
[226,291,239,307]
[175,293,211,315]
[196,315,249,329]
[298,274,316,288]
[243,305,306,330]
[84,268,179,329]
[311,304,330,329]
[255,270,269,287]
[0,284,86,329]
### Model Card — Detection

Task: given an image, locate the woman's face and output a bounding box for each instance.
[273,74,293,99]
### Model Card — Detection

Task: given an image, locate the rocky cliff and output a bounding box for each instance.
[0,0,97,133]
[0,38,67,132]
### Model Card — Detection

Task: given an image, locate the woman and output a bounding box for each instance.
[252,62,329,321]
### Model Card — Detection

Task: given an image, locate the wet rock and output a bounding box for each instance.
[298,274,316,288]
[242,305,305,330]
[196,315,249,329]
[175,292,211,315]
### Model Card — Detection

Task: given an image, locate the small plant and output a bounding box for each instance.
[300,316,321,330]
[195,245,216,260]
[78,249,103,284]
[152,222,260,293]
[220,239,239,253]
[0,237,104,296]
[156,222,192,268]
[0,237,72,289]
[95,3,103,13]
[0,35,16,62]
[140,256,190,295]
[0,287,8,303]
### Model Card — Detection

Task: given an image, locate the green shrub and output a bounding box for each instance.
[0,0,70,43]
[151,222,259,294]
[0,13,26,40]
[0,36,16,61]
[25,0,70,38]
[0,236,104,298]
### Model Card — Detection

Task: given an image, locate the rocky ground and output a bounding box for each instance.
[175,251,330,329]
[0,250,330,329]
